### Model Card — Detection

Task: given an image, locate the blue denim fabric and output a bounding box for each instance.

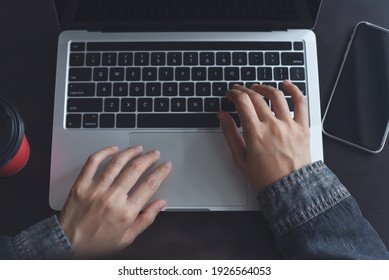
[0,215,73,259]
[259,161,389,259]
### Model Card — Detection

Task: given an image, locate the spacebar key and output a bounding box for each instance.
[138,114,220,128]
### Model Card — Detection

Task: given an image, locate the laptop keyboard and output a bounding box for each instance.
[66,41,306,129]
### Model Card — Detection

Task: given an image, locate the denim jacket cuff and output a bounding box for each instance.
[258,161,351,238]
[14,215,73,259]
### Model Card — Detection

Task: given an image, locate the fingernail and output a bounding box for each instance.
[251,83,260,88]
[157,200,167,210]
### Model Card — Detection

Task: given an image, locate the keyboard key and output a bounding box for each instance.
[97,83,112,96]
[83,114,98,128]
[245,82,257,89]
[228,82,244,89]
[70,53,84,66]
[257,67,273,80]
[216,52,231,65]
[93,68,108,81]
[232,52,247,65]
[278,83,289,96]
[171,98,186,112]
[146,83,161,96]
[294,82,307,95]
[192,67,207,81]
[159,67,174,81]
[163,83,178,96]
[249,52,264,65]
[262,82,277,88]
[86,53,101,66]
[224,67,240,80]
[290,67,305,80]
[102,53,117,66]
[188,98,203,112]
[293,42,304,51]
[179,82,194,96]
[208,67,223,81]
[69,68,92,81]
[142,68,157,81]
[110,68,125,81]
[221,98,236,112]
[196,82,211,96]
[134,52,149,65]
[200,52,215,65]
[113,83,129,96]
[126,68,141,81]
[183,52,198,65]
[205,98,220,112]
[100,114,115,128]
[241,67,256,80]
[274,67,289,81]
[70,42,85,52]
[154,98,170,112]
[230,113,241,127]
[66,114,81,128]
[118,53,133,66]
[68,83,95,97]
[167,52,182,65]
[138,98,153,112]
[104,98,120,112]
[265,52,280,65]
[121,98,136,112]
[285,97,294,111]
[129,83,144,96]
[137,113,219,128]
[175,67,190,81]
[117,114,136,128]
[151,52,166,65]
[281,52,304,65]
[67,98,103,112]
[212,82,227,96]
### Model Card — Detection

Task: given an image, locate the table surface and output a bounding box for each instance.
[1,0,389,259]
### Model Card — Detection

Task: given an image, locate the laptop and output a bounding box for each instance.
[50,0,324,211]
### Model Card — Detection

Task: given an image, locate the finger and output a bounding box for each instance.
[225,87,261,134]
[233,84,273,121]
[113,150,162,193]
[251,84,291,121]
[123,199,166,245]
[98,146,144,188]
[127,161,171,212]
[218,111,246,169]
[75,146,119,183]
[283,80,309,127]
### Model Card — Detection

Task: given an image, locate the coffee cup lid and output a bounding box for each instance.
[0,98,25,168]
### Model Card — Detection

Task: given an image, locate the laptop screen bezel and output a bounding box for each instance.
[54,0,323,32]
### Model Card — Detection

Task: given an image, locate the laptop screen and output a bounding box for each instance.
[54,0,322,31]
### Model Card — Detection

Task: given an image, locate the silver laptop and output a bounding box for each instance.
[50,0,324,211]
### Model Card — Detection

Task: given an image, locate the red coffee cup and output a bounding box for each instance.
[0,98,30,177]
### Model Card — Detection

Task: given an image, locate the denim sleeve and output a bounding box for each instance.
[258,161,389,259]
[0,215,73,259]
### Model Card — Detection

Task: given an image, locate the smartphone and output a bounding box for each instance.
[322,22,389,153]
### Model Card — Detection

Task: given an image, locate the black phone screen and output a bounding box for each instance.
[322,22,389,153]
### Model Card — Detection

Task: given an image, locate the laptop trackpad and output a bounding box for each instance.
[129,132,248,208]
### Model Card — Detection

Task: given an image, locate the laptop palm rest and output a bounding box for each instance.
[129,132,248,210]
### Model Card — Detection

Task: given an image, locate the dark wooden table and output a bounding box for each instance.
[0,0,388,259]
